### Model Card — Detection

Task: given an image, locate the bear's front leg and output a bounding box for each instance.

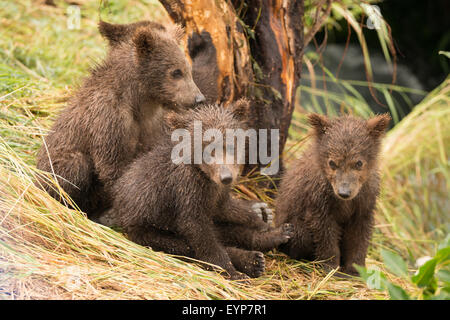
[340,212,374,276]
[307,209,342,271]
[215,222,294,252]
[251,202,274,225]
[251,223,295,251]
[218,198,272,231]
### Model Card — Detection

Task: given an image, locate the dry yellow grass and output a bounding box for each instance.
[4,80,448,299]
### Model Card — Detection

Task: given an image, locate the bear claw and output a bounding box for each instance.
[282,223,295,237]
[244,251,265,278]
[251,202,273,225]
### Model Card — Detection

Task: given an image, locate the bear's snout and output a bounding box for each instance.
[220,168,233,185]
[337,185,351,199]
[195,94,206,104]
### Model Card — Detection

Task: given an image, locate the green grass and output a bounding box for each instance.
[0,0,448,300]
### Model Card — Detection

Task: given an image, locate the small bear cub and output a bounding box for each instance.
[275,113,390,275]
[110,100,294,280]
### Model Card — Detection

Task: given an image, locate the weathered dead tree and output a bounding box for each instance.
[159,0,305,177]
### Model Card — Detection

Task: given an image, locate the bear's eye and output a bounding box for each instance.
[328,160,338,170]
[171,69,183,78]
[355,160,363,170]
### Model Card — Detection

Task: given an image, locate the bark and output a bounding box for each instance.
[159,0,304,177]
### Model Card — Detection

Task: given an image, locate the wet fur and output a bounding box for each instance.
[275,113,390,275]
[36,20,203,218]
[111,103,293,279]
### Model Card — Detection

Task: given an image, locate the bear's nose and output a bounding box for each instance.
[195,94,206,104]
[220,172,233,185]
[337,188,351,199]
[338,192,350,199]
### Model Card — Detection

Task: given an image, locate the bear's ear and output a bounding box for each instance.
[230,98,250,121]
[166,111,188,130]
[99,20,130,46]
[307,113,330,136]
[166,24,185,44]
[132,27,158,58]
[367,113,391,138]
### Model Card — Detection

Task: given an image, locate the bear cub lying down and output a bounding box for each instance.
[275,113,390,276]
[110,100,294,280]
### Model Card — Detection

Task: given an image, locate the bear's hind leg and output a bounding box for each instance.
[129,225,249,280]
[278,223,315,261]
[127,225,195,257]
[36,151,93,212]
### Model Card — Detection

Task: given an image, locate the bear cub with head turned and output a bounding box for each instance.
[275,113,390,275]
[36,20,205,219]
[111,100,294,280]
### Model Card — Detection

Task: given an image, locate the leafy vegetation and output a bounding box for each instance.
[357,235,450,300]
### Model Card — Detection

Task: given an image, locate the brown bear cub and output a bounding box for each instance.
[110,100,294,280]
[275,113,390,276]
[36,20,205,219]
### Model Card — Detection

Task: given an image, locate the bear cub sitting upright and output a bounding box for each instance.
[111,100,294,280]
[36,20,205,219]
[275,113,390,275]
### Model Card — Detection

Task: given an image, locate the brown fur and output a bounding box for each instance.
[36,20,205,218]
[187,31,219,103]
[275,113,390,275]
[110,101,293,280]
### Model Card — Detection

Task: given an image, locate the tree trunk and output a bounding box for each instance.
[159,0,304,178]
